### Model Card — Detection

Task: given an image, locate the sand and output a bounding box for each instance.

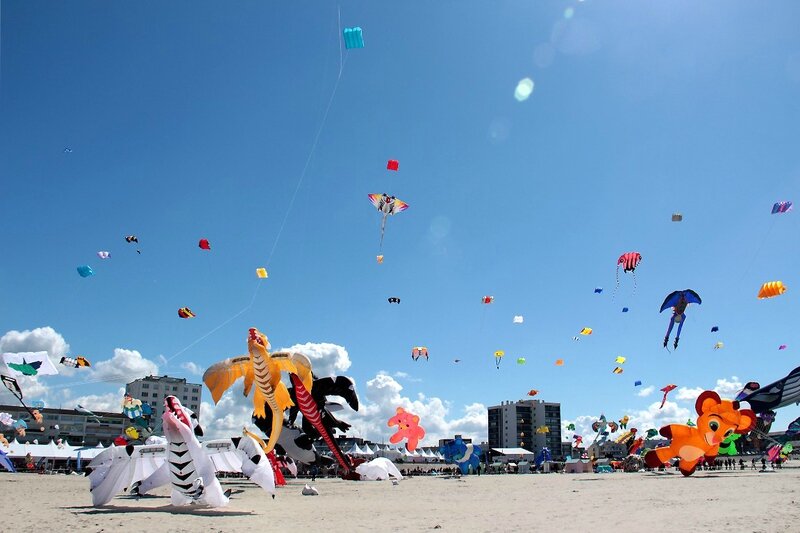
[1,469,799,532]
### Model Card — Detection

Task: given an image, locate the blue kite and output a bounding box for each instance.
[660,289,702,350]
[343,27,364,49]
[439,437,481,475]
[77,265,94,278]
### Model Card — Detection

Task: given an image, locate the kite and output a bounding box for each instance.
[76,405,102,423]
[60,356,91,368]
[125,235,138,244]
[528,390,539,397]
[572,435,583,448]
[203,327,302,454]
[0,413,13,426]
[387,160,399,171]
[411,347,428,361]
[672,213,683,222]
[2,352,58,378]
[376,255,384,264]
[714,342,724,349]
[256,268,268,278]
[516,357,526,365]
[660,289,702,349]
[734,381,761,402]
[612,367,623,374]
[439,437,481,475]
[77,265,94,278]
[645,428,659,439]
[615,252,642,294]
[356,457,403,481]
[513,315,524,324]
[178,307,196,319]
[622,307,629,313]
[580,327,592,335]
[594,287,603,294]
[536,425,549,434]
[368,193,408,249]
[686,419,696,427]
[31,409,43,424]
[619,416,629,429]
[607,421,619,433]
[122,394,144,419]
[758,281,786,299]
[644,390,755,476]
[481,296,494,304]
[88,398,275,507]
[14,420,27,437]
[388,297,400,304]
[634,380,642,386]
[779,345,787,350]
[453,359,461,363]
[388,407,425,452]
[97,251,110,259]
[63,147,72,153]
[566,423,575,431]
[659,384,677,409]
[125,427,140,440]
[494,351,504,369]
[711,326,719,332]
[198,238,211,250]
[555,359,564,366]
[737,365,800,413]
[343,27,364,49]
[615,356,626,364]
[772,201,792,214]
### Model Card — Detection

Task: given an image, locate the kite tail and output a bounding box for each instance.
[632,271,637,296]
[613,266,620,300]
[379,215,387,250]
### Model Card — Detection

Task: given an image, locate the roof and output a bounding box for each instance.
[491,447,534,455]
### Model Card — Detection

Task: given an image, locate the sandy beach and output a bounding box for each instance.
[1,469,799,532]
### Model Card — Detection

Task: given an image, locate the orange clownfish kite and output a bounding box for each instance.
[644,390,756,476]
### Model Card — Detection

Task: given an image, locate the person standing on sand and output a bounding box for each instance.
[761,458,767,470]
[751,458,756,470]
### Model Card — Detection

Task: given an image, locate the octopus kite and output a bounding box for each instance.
[616,252,642,293]
[387,407,425,452]
[660,289,701,349]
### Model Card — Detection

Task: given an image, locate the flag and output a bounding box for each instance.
[1,351,59,378]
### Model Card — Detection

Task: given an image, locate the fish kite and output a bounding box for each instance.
[77,265,94,278]
[660,289,701,349]
[203,327,301,454]
[178,307,196,319]
[411,347,428,361]
[368,193,408,249]
[659,384,677,409]
[60,356,91,368]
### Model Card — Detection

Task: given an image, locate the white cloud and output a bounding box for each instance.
[637,386,655,397]
[92,348,159,383]
[675,377,744,403]
[199,391,253,439]
[392,371,422,383]
[280,342,351,378]
[348,372,487,446]
[71,388,126,413]
[181,362,203,376]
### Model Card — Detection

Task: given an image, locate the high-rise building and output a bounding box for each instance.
[487,399,563,459]
[126,375,202,420]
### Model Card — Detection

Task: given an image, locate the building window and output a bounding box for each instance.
[141,392,148,397]
[191,396,198,401]
[172,386,178,391]
[192,388,199,393]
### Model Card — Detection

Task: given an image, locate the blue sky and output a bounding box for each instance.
[1,0,799,443]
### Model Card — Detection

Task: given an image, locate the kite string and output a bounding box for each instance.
[738,217,777,282]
